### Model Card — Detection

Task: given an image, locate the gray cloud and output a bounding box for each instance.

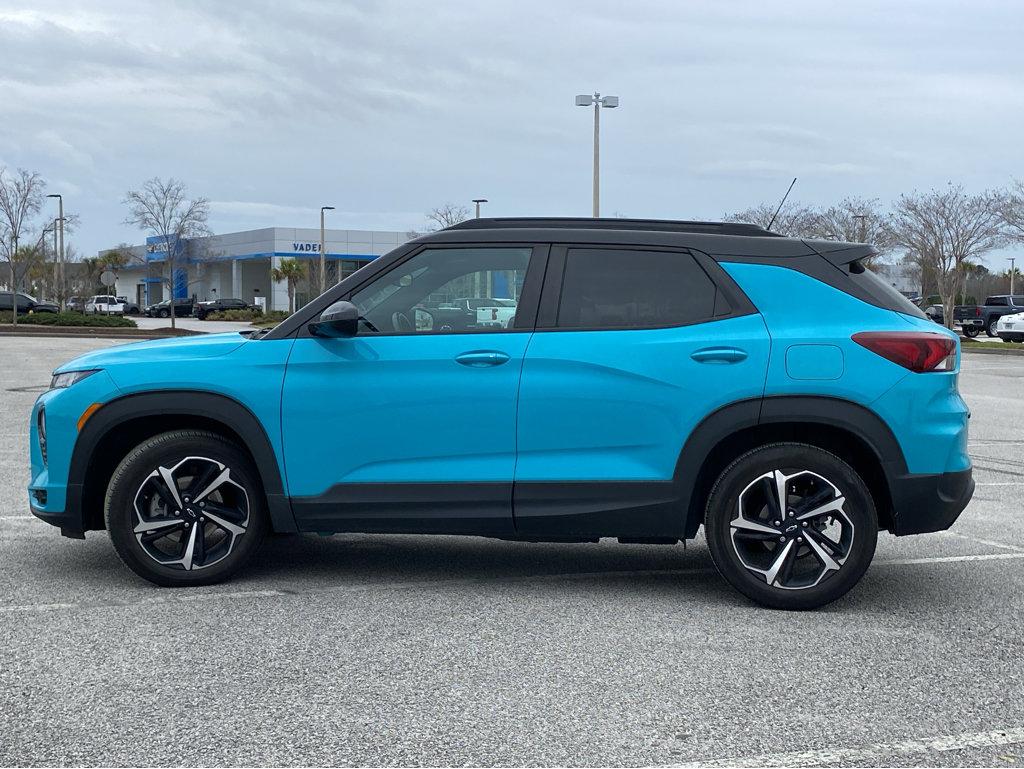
[1,0,1022,259]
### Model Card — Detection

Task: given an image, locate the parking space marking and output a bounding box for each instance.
[940,530,1024,552]
[676,727,1024,767]
[1,552,1022,615]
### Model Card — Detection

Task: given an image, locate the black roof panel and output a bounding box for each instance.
[448,217,778,237]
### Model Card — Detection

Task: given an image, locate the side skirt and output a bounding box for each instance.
[290,481,684,539]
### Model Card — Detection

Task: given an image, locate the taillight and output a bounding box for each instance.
[976,308,981,317]
[852,332,956,373]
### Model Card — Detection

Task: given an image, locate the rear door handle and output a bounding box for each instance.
[690,346,748,364]
[456,350,510,367]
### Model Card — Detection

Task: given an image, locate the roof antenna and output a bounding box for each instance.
[766,177,797,232]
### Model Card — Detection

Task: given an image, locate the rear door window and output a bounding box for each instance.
[555,248,716,329]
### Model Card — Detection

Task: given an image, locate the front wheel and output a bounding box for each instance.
[705,443,878,610]
[105,430,269,586]
[986,319,999,338]
[158,309,169,318]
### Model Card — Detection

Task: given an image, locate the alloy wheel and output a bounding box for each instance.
[132,456,250,571]
[729,469,855,590]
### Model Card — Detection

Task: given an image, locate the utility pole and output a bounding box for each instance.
[46,194,64,308]
[575,92,619,217]
[319,205,334,295]
[8,232,16,329]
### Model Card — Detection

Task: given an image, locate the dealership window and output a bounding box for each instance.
[350,247,531,333]
[556,248,716,329]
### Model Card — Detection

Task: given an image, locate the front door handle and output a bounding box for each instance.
[691,346,748,364]
[456,350,511,367]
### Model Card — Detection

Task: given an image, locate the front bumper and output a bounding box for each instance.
[888,466,974,536]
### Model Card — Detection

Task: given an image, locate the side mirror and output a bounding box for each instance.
[309,300,359,338]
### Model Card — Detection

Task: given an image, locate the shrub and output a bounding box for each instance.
[204,309,263,321]
[0,311,137,328]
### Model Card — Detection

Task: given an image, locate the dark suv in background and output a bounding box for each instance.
[194,297,260,320]
[0,292,59,315]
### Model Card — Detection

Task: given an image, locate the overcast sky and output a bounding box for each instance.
[2,0,1023,260]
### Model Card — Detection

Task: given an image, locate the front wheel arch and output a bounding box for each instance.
[70,392,295,534]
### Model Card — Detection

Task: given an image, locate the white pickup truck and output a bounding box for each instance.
[452,297,518,328]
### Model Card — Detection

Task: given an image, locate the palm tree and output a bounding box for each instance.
[270,258,305,313]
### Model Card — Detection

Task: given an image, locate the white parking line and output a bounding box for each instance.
[941,530,1024,553]
[0,552,1022,614]
[677,727,1024,767]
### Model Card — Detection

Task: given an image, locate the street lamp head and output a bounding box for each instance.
[321,206,335,212]
[575,94,594,107]
[46,193,62,199]
[472,198,488,204]
[600,95,619,108]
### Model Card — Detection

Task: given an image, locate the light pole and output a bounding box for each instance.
[1010,257,1017,296]
[46,194,64,307]
[472,199,488,218]
[575,92,619,217]
[319,205,334,295]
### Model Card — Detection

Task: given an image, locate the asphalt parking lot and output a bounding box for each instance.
[1,337,1022,767]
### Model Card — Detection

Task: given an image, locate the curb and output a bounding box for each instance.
[961,344,1024,356]
[0,325,204,340]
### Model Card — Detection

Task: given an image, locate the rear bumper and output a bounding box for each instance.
[959,318,984,327]
[997,333,1024,342]
[889,466,974,536]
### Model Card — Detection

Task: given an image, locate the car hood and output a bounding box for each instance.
[54,332,250,374]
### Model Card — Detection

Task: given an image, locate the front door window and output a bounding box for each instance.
[350,247,531,334]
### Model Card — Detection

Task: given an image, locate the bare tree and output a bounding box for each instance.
[995,178,1024,243]
[426,203,471,231]
[123,178,211,327]
[888,185,1006,329]
[724,201,818,237]
[0,168,46,326]
[806,197,895,266]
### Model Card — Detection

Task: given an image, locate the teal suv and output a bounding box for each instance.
[29,218,973,609]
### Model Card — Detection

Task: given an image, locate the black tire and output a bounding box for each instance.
[158,309,169,318]
[705,442,878,610]
[962,325,980,338]
[986,319,998,338]
[104,430,269,586]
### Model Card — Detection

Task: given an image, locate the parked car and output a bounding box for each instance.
[28,217,973,610]
[955,295,1024,338]
[144,298,194,318]
[994,311,1024,343]
[117,296,141,315]
[66,296,86,313]
[0,291,58,315]
[85,295,126,315]
[451,296,518,328]
[194,297,259,320]
[924,304,944,324]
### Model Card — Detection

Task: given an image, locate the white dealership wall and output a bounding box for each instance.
[101,227,411,311]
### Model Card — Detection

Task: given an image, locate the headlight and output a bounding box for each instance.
[50,369,99,389]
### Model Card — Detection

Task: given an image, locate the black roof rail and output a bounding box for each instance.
[446,217,780,237]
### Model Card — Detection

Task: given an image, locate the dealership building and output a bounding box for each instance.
[101,227,411,311]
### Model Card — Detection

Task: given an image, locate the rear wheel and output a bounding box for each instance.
[962,325,980,338]
[705,443,878,610]
[105,430,269,586]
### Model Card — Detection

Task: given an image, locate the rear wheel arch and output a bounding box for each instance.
[678,396,904,538]
[70,391,295,533]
